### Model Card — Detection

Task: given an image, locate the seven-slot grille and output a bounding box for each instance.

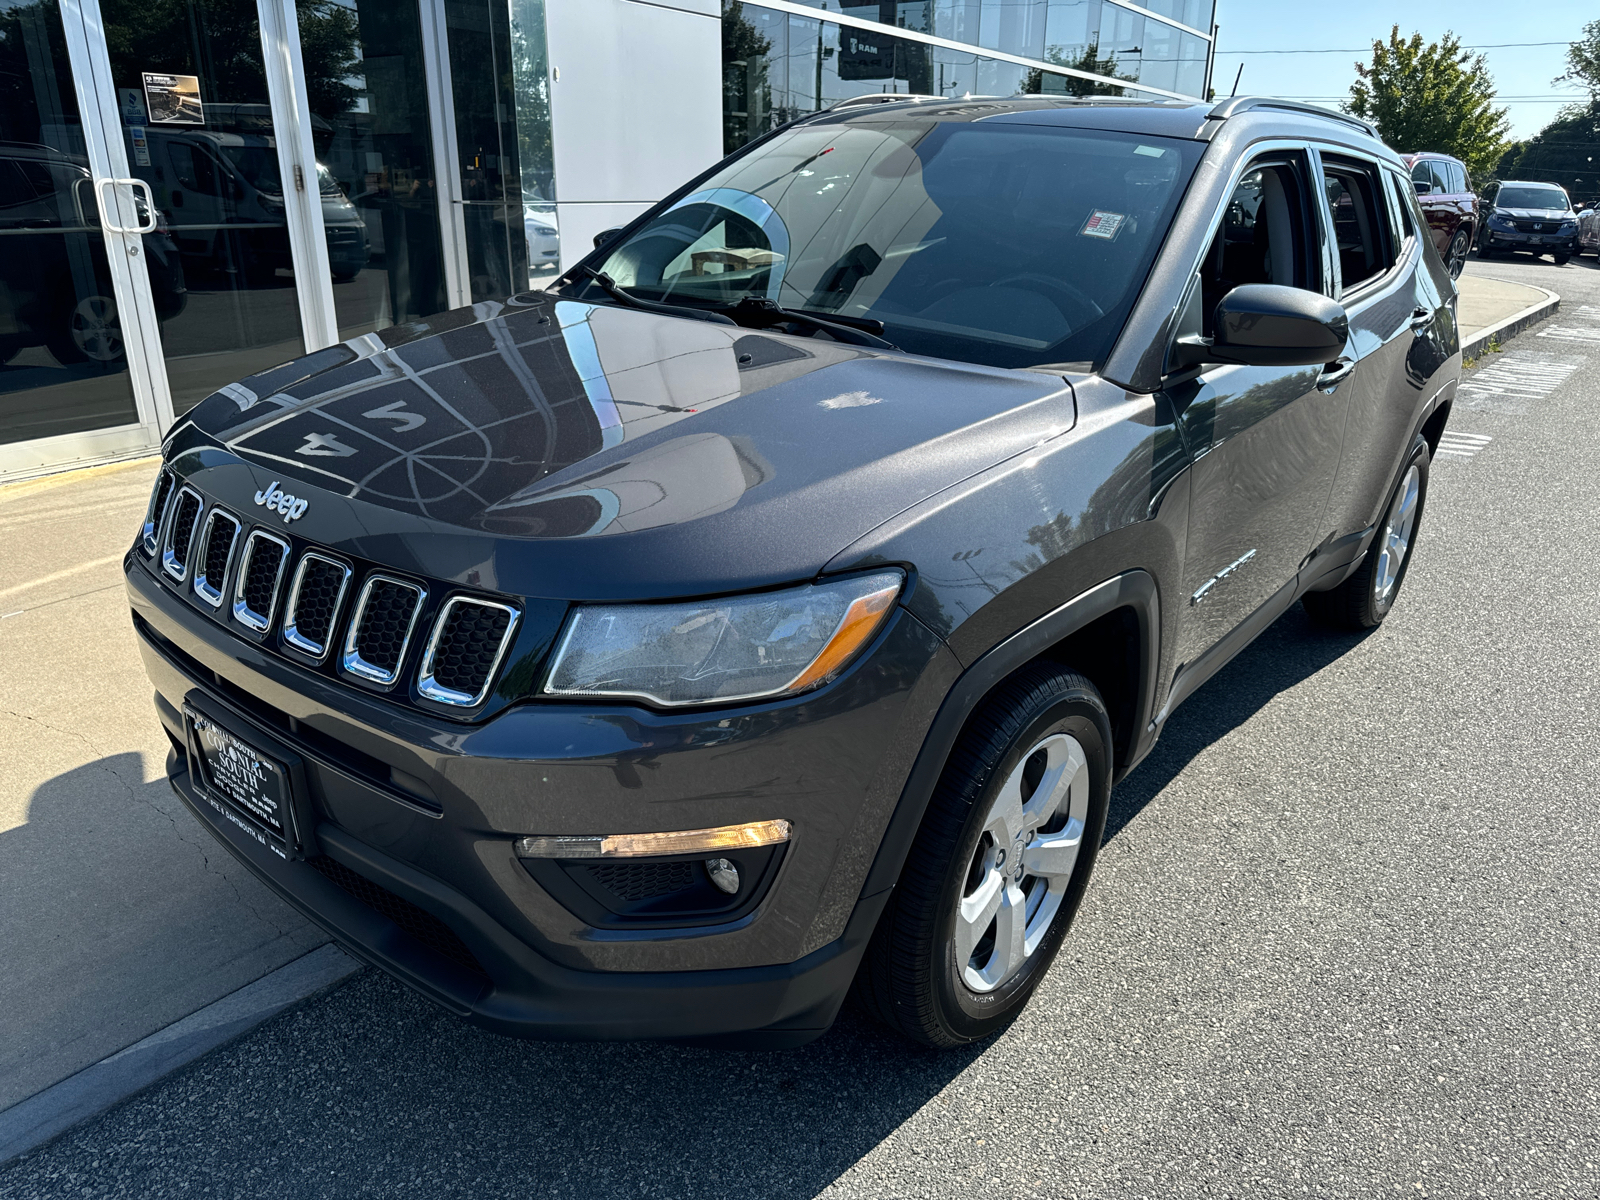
[283,553,352,659]
[192,510,241,608]
[419,596,521,707]
[146,479,521,709]
[142,470,175,555]
[233,530,289,631]
[342,576,427,686]
[161,487,204,580]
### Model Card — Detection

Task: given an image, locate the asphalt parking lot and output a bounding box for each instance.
[4,253,1598,1199]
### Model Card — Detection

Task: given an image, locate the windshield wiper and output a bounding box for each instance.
[576,267,736,326]
[722,296,898,350]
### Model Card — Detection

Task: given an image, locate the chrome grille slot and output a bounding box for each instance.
[161,487,203,581]
[233,530,289,632]
[141,469,175,556]
[282,553,351,659]
[192,509,241,608]
[418,596,520,707]
[342,575,427,686]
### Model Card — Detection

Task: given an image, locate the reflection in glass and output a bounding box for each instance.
[446,0,526,301]
[298,0,448,340]
[102,0,310,413]
[508,0,557,279]
[0,0,146,445]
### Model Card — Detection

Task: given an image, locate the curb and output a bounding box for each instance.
[0,945,361,1166]
[1460,280,1561,360]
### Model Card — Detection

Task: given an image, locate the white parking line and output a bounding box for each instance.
[1436,432,1493,459]
[1456,354,1582,414]
[1537,324,1600,343]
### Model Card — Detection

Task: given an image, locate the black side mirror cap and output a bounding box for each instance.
[1173,284,1349,371]
[593,227,624,250]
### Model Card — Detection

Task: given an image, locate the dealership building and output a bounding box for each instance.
[0,0,1217,478]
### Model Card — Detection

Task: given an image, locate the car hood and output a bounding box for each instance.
[1495,207,1574,220]
[166,292,1075,600]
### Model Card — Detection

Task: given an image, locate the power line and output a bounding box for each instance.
[1215,41,1572,55]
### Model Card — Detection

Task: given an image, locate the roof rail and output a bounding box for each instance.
[1206,96,1378,138]
[826,94,944,111]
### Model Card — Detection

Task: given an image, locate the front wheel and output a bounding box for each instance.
[1552,251,1572,265]
[854,664,1111,1047]
[1304,434,1430,630]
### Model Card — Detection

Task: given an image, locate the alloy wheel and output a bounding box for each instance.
[954,731,1089,993]
[1374,463,1421,610]
[1447,231,1469,278]
[70,295,124,363]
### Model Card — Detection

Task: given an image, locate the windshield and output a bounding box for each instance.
[316,163,347,198]
[576,120,1203,369]
[1497,185,1569,210]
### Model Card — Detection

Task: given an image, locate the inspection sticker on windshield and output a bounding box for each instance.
[1081,210,1126,240]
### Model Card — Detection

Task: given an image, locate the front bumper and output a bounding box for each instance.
[127,554,950,1042]
[1483,228,1575,250]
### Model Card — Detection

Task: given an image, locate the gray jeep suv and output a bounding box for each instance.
[126,95,1459,1049]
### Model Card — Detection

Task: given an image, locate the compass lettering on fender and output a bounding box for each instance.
[254,480,309,524]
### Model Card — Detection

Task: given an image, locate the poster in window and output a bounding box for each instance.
[142,73,204,125]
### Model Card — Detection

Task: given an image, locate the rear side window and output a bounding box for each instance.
[1322,158,1395,295]
[1383,168,1417,245]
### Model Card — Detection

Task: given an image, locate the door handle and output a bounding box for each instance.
[1317,358,1356,391]
[92,178,158,235]
[1409,306,1434,331]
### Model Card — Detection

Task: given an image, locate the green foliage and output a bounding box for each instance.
[1495,102,1600,199]
[1346,26,1511,180]
[1556,18,1600,102]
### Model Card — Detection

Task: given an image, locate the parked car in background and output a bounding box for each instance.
[1402,152,1477,278]
[1576,201,1600,258]
[1476,180,1580,264]
[0,143,186,369]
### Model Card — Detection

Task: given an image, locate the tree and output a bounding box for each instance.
[1556,18,1600,103]
[1346,27,1511,181]
[1023,45,1137,98]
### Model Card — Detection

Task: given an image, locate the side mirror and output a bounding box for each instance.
[1413,179,1431,195]
[1173,284,1349,370]
[593,226,624,250]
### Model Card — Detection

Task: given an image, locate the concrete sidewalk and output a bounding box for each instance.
[1456,272,1560,357]
[0,460,326,1119]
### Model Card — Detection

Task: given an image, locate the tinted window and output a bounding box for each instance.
[1197,159,1315,336]
[1447,162,1467,193]
[1383,168,1416,243]
[1496,185,1570,210]
[1323,158,1394,293]
[1410,161,1432,191]
[583,121,1205,369]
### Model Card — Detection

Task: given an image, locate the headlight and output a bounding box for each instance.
[543,571,904,706]
[1560,221,1578,233]
[1488,212,1514,228]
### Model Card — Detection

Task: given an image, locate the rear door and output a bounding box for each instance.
[1170,147,1352,673]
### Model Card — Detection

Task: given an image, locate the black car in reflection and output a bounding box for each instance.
[128,96,1462,1052]
[0,143,185,369]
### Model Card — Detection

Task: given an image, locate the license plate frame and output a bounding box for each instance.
[183,695,313,860]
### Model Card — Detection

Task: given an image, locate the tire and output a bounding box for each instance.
[46,294,125,367]
[854,663,1112,1047]
[1446,229,1470,278]
[1553,251,1571,265]
[1303,434,1430,630]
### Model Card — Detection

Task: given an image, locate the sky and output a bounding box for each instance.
[1208,0,1594,140]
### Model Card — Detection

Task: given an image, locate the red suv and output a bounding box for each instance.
[1402,152,1477,278]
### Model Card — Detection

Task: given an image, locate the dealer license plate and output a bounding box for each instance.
[185,706,292,857]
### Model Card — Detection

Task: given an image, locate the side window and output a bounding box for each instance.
[1322,158,1395,295]
[1410,161,1433,194]
[1385,168,1417,243]
[1444,162,1465,194]
[1194,159,1316,337]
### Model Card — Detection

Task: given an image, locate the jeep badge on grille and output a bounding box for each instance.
[254,481,308,524]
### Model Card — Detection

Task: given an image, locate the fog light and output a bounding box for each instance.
[515,818,791,859]
[705,857,740,894]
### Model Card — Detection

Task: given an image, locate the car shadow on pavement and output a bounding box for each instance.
[1105,603,1370,841]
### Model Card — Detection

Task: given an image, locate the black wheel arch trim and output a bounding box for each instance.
[859,569,1158,899]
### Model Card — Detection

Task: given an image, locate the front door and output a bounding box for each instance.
[0,0,161,473]
[1169,149,1352,679]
